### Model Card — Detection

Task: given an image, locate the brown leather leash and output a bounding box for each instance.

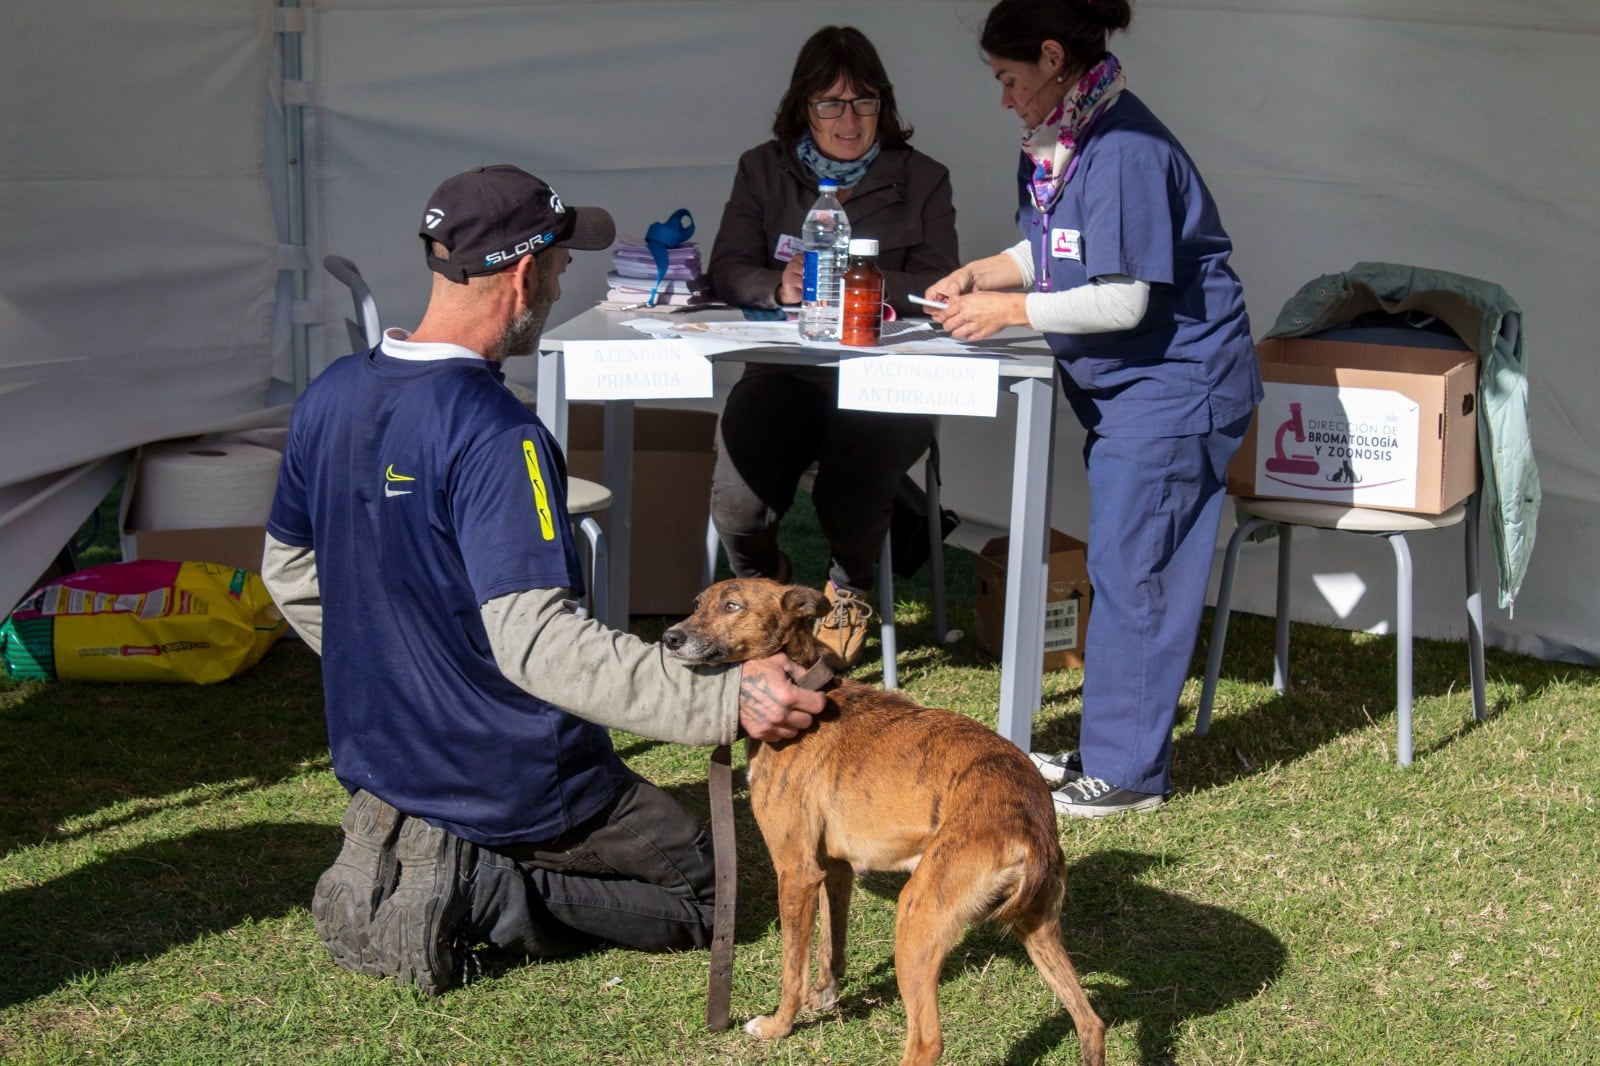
[705,659,834,1031]
[705,742,736,1031]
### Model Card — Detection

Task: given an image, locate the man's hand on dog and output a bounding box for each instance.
[737,656,825,740]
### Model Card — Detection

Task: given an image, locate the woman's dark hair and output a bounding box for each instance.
[980,0,1132,71]
[772,26,912,151]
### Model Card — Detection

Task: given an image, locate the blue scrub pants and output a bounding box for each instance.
[1078,414,1251,796]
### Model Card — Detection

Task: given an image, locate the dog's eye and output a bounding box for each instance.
[722,600,742,614]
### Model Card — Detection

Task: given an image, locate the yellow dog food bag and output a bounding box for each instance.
[1,560,286,684]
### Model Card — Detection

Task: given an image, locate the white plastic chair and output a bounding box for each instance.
[1197,492,1488,766]
[320,255,613,625]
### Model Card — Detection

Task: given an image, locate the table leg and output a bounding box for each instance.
[538,346,632,626]
[996,376,1056,751]
[602,401,634,627]
[536,348,567,453]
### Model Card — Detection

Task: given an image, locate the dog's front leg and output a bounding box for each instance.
[745,864,823,1040]
[807,858,853,1011]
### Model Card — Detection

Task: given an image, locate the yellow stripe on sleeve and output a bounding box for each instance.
[521,440,557,541]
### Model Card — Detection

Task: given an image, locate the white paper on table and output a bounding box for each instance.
[563,338,714,399]
[678,321,803,345]
[837,354,999,417]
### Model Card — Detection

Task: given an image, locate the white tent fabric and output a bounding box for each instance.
[4,0,1597,667]
[1,1,280,601]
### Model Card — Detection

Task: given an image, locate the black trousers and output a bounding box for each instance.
[711,364,934,591]
[463,770,715,957]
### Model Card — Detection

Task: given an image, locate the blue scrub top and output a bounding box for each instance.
[1016,91,1261,437]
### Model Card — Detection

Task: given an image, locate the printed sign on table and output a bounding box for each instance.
[837,354,999,418]
[563,339,714,400]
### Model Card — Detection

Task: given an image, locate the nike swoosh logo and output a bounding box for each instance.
[384,463,416,498]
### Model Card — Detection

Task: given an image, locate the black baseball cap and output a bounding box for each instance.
[419,164,616,282]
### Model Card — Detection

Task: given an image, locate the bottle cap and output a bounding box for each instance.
[818,179,839,191]
[848,238,879,256]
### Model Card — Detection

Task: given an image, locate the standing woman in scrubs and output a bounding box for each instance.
[927,0,1261,817]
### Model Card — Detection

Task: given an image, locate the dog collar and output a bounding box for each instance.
[793,660,835,691]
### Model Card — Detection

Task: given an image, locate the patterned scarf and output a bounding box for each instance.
[1022,53,1126,212]
[796,131,882,191]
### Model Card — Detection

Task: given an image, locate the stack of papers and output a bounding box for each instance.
[604,273,707,307]
[610,236,703,281]
[607,234,708,306]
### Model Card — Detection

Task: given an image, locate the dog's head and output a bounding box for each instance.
[662,578,830,666]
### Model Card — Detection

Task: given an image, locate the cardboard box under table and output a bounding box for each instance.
[564,403,717,617]
[972,530,1092,671]
[1227,333,1477,515]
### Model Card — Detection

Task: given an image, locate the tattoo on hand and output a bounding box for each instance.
[739,672,784,727]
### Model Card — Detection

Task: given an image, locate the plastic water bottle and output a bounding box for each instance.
[799,180,851,342]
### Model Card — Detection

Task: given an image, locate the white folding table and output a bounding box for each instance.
[526,306,1060,752]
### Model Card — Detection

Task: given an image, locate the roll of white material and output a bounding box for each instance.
[131,441,283,531]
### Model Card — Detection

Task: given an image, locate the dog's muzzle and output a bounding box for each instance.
[661,624,723,664]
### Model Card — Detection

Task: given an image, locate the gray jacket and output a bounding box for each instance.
[707,140,959,315]
[1268,262,1538,608]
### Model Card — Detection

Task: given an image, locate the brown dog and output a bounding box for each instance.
[662,578,1105,1066]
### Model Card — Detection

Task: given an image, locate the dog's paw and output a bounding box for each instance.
[744,1014,791,1040]
[804,983,839,1012]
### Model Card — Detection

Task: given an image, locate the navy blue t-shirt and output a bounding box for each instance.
[1016,91,1261,437]
[268,347,628,846]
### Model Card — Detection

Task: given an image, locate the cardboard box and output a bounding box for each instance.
[971,530,1092,671]
[1227,335,1478,515]
[119,444,273,574]
[564,404,717,617]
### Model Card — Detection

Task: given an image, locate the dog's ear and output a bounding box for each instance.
[782,585,829,621]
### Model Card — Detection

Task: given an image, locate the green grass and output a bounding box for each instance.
[4,494,1598,1063]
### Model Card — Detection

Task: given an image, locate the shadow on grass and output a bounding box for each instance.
[1020,606,1588,797]
[814,851,1284,1066]
[1,821,334,1008]
[1172,608,1555,789]
[0,642,330,855]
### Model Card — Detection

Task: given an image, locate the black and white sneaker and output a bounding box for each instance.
[1052,775,1165,818]
[1028,749,1083,784]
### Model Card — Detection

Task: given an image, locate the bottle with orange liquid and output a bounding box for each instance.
[840,238,884,347]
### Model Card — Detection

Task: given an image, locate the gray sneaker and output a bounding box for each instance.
[1028,749,1083,784]
[371,814,470,995]
[312,790,469,995]
[312,790,402,979]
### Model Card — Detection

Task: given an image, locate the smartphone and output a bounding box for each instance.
[907,294,948,310]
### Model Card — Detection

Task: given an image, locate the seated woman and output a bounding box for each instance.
[707,25,960,668]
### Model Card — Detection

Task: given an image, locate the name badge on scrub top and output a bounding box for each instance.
[1051,228,1082,261]
[774,234,801,263]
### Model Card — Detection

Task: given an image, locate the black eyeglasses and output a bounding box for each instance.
[808,97,882,119]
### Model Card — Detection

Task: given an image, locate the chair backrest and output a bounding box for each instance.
[323,254,382,349]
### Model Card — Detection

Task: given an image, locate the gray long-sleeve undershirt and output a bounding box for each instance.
[261,533,741,747]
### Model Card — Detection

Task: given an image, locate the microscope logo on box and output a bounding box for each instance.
[1253,382,1420,509]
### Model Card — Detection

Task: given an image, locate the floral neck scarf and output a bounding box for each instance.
[796,131,882,191]
[1023,53,1126,212]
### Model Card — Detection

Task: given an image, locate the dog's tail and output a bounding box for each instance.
[987,787,1066,926]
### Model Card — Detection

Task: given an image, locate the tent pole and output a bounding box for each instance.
[280,0,311,395]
